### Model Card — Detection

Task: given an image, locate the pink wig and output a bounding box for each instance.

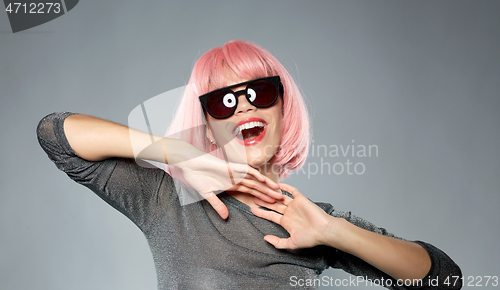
[165,40,310,180]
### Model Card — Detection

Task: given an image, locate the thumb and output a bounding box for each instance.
[205,194,229,219]
[264,235,296,250]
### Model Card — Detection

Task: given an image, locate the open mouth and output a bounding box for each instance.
[233,120,267,145]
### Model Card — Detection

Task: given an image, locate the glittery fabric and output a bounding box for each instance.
[37,112,462,289]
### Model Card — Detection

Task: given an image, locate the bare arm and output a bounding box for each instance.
[60,114,281,219]
[326,216,431,281]
[252,183,459,285]
[63,114,186,163]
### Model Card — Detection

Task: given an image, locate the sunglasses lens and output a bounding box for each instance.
[247,79,277,107]
[202,77,280,119]
[206,89,236,118]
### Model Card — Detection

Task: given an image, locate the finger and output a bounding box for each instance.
[281,195,294,206]
[205,194,229,219]
[263,235,297,250]
[238,178,282,200]
[231,184,276,203]
[230,163,260,180]
[235,167,280,192]
[227,180,276,203]
[246,167,280,191]
[278,183,303,198]
[251,207,282,225]
[254,197,287,214]
[261,175,280,191]
[245,166,266,182]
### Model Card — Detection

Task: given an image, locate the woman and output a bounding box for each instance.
[37,40,461,289]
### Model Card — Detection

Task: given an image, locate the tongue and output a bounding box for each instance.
[242,127,264,140]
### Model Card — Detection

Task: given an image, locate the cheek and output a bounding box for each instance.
[272,108,283,143]
[273,119,282,144]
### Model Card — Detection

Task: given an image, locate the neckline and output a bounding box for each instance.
[218,192,253,214]
[218,190,291,215]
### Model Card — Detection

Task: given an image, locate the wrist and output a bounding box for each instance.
[133,135,190,165]
[321,217,351,250]
[161,138,191,165]
[317,215,342,248]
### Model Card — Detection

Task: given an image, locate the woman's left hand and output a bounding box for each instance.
[251,183,336,250]
[253,184,433,281]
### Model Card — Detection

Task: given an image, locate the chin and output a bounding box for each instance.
[245,147,275,167]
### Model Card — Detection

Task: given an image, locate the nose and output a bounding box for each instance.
[234,92,256,115]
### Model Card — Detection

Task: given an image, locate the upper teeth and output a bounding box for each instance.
[234,121,265,136]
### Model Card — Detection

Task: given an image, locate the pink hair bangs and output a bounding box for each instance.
[165,40,310,180]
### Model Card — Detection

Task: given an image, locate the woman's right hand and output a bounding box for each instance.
[168,141,282,219]
[63,114,279,219]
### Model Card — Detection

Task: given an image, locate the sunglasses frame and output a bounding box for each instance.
[199,75,283,119]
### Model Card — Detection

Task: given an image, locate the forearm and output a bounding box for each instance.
[63,114,187,164]
[325,217,431,281]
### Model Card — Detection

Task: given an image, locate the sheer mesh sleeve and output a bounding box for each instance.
[320,205,462,289]
[37,112,176,232]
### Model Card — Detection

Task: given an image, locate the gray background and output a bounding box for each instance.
[1,1,499,289]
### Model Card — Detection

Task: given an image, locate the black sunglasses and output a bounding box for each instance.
[199,76,283,119]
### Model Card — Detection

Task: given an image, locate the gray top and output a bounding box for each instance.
[37,112,462,289]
